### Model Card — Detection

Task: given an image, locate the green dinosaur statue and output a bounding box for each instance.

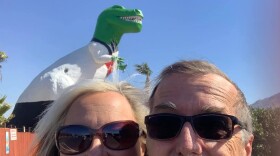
[8,5,143,131]
[92,5,143,45]
[91,5,143,71]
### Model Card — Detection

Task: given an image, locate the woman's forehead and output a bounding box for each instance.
[64,91,136,127]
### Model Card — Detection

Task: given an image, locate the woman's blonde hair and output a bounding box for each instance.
[32,80,149,156]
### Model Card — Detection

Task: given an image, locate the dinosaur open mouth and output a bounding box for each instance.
[120,16,142,24]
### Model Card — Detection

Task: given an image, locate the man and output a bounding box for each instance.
[145,60,254,156]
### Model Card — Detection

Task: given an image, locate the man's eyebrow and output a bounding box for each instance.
[153,101,177,111]
[200,105,226,114]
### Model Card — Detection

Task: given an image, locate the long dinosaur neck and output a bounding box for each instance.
[92,24,123,46]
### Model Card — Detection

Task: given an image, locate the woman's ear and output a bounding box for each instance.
[140,140,147,156]
[139,133,147,156]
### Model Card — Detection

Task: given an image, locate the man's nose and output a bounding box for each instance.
[176,123,202,155]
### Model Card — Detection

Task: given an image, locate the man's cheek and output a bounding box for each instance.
[147,139,171,155]
[146,139,157,155]
[224,135,244,155]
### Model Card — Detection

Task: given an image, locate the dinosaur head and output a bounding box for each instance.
[99,5,143,33]
[92,5,143,45]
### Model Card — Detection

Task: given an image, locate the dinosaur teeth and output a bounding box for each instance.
[120,16,142,24]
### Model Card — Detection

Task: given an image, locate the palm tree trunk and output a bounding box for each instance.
[144,75,151,95]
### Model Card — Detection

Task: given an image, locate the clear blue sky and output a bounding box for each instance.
[1,1,279,116]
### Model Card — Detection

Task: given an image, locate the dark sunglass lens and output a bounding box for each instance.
[56,125,93,155]
[102,122,140,150]
[193,115,233,140]
[146,115,182,140]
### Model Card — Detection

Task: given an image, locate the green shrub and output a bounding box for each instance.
[251,107,280,156]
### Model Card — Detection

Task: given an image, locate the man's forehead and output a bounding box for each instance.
[151,73,238,115]
[158,73,237,99]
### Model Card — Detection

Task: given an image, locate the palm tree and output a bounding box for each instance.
[135,63,152,95]
[0,51,8,80]
[0,51,8,63]
[0,96,13,127]
[0,51,12,127]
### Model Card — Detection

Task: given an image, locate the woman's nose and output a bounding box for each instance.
[86,137,105,155]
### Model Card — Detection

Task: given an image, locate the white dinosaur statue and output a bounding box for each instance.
[8,5,143,130]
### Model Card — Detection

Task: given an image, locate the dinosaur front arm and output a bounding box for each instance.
[93,53,112,64]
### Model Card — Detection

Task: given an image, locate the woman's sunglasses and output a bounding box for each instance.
[145,113,245,141]
[55,120,141,155]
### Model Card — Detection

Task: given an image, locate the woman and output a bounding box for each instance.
[32,80,149,156]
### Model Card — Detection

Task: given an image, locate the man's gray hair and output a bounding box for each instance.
[149,60,252,143]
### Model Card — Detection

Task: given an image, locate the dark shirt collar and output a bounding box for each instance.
[91,38,118,55]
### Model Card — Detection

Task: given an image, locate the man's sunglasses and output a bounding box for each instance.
[145,113,245,141]
[55,120,141,155]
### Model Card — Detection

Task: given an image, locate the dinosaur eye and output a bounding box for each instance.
[64,68,68,73]
[112,5,125,9]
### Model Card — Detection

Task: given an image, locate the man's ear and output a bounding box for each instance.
[245,134,254,156]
